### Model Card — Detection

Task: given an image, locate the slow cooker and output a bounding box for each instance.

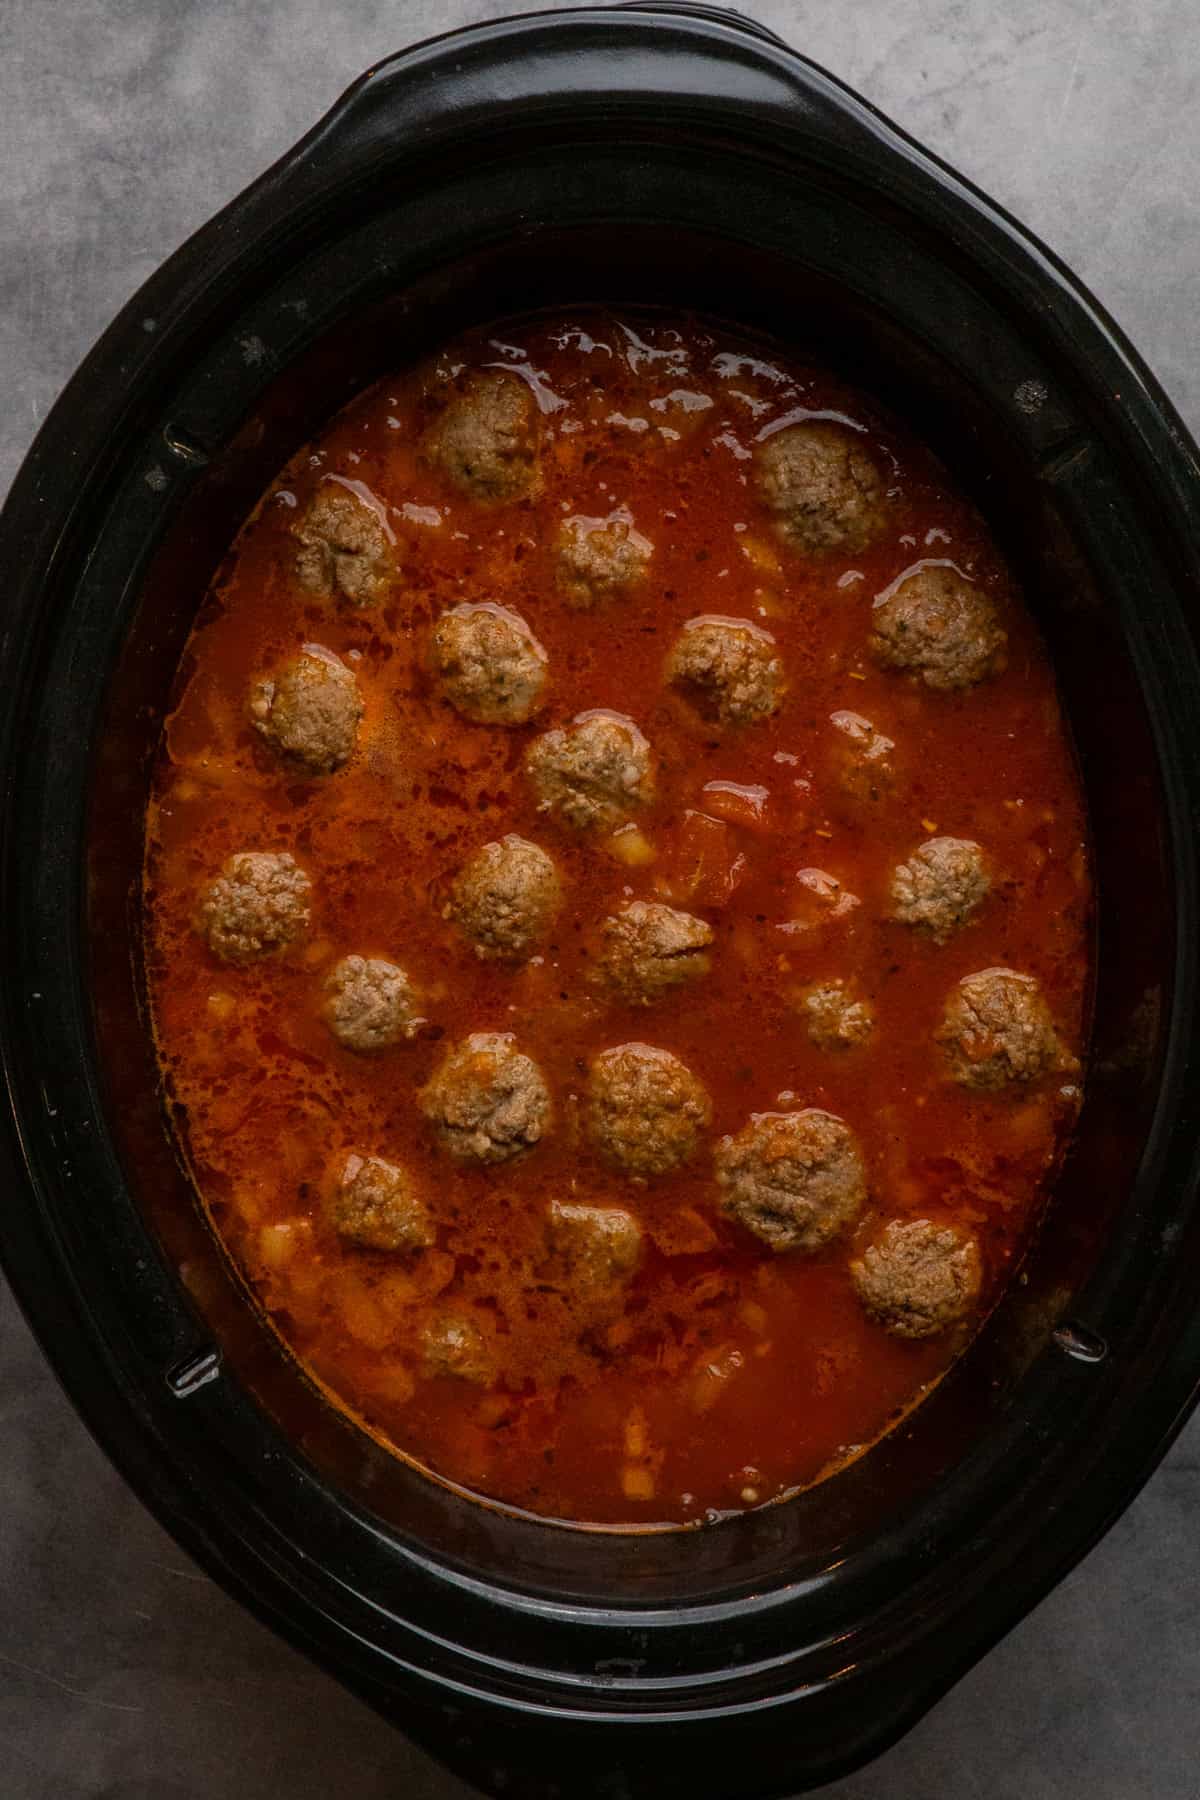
[3,8,1200,1795]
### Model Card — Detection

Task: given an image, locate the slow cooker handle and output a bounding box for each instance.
[610,1,792,52]
[258,5,904,221]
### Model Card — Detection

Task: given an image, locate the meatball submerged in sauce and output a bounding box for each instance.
[424,369,541,502]
[546,1199,643,1295]
[851,1219,982,1340]
[294,485,393,606]
[939,968,1071,1090]
[666,616,784,727]
[448,836,561,963]
[595,901,713,1006]
[420,1033,551,1164]
[587,1043,711,1178]
[890,837,990,943]
[800,981,875,1050]
[429,603,547,726]
[526,711,655,831]
[333,1152,433,1253]
[871,564,1006,690]
[754,420,888,554]
[322,955,423,1051]
[151,311,1090,1528]
[716,1110,867,1253]
[556,511,652,609]
[250,646,362,776]
[196,852,310,963]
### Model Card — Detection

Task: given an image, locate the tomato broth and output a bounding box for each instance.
[144,313,1091,1525]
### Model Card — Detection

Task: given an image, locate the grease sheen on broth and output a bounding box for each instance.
[144,313,1091,1526]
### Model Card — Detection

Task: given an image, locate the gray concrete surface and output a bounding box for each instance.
[3,2,1200,1795]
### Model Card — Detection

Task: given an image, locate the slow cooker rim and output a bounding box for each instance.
[2,6,1200,1787]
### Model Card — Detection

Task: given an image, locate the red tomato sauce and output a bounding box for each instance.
[144,313,1091,1526]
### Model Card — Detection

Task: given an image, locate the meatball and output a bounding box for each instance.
[666,616,783,728]
[249,645,362,775]
[715,1109,866,1253]
[556,512,652,610]
[890,837,990,943]
[938,967,1066,1090]
[870,564,1007,690]
[851,1217,982,1340]
[429,602,547,727]
[322,955,423,1051]
[294,484,393,606]
[448,835,561,964]
[801,981,875,1050]
[419,1032,550,1164]
[586,1043,711,1178]
[665,615,788,727]
[526,710,655,832]
[424,369,540,502]
[596,901,713,1006]
[421,1312,494,1384]
[332,1152,433,1253]
[546,1199,643,1292]
[196,851,311,963]
[754,420,887,554]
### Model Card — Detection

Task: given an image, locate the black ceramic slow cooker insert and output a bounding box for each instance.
[3,9,1200,1797]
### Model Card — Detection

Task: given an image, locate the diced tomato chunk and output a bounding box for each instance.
[657,809,747,908]
[649,1207,720,1257]
[700,780,771,833]
[776,866,860,933]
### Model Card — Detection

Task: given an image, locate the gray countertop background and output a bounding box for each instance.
[3,2,1200,1795]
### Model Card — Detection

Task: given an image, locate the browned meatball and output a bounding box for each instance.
[715,1109,866,1253]
[526,711,655,832]
[754,420,887,554]
[448,836,561,963]
[801,981,875,1050]
[332,1152,433,1253]
[666,616,784,727]
[196,851,311,963]
[421,1311,494,1383]
[595,901,713,1006]
[249,646,362,775]
[829,709,896,808]
[870,564,1007,690]
[890,837,990,943]
[419,1032,550,1164]
[424,369,540,502]
[586,1043,711,1178]
[546,1199,643,1292]
[294,485,393,605]
[322,956,423,1051]
[429,602,547,726]
[556,512,652,609]
[938,967,1067,1090]
[851,1217,982,1339]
